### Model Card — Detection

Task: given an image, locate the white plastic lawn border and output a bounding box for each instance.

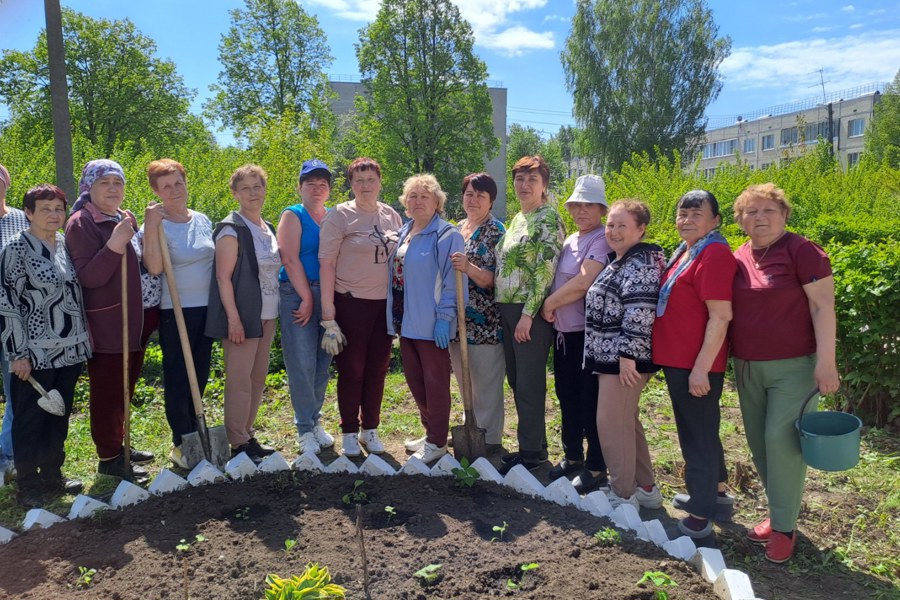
[0,454,764,600]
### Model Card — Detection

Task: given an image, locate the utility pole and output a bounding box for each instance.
[44,0,75,201]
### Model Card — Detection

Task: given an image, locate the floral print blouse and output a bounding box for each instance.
[494,203,565,317]
[461,217,505,345]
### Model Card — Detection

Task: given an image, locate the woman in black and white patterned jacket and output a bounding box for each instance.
[583,200,665,510]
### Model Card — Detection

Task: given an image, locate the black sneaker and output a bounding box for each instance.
[498,453,541,476]
[98,455,150,482]
[247,437,276,457]
[43,476,84,497]
[549,458,584,481]
[128,447,155,465]
[17,486,45,509]
[572,469,609,494]
[231,443,262,464]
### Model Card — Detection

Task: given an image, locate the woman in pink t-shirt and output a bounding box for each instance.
[652,190,736,540]
[730,183,839,564]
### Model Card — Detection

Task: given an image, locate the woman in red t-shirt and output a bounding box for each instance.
[652,190,736,540]
[730,183,840,564]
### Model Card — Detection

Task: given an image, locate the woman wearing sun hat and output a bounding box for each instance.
[540,174,610,494]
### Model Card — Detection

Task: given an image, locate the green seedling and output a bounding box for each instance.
[507,578,519,590]
[413,563,443,587]
[235,506,251,521]
[451,457,480,487]
[520,562,539,572]
[264,563,346,600]
[385,505,397,523]
[594,527,622,546]
[75,566,97,589]
[491,521,509,542]
[283,538,296,553]
[637,570,678,600]
[341,479,368,505]
[176,534,207,552]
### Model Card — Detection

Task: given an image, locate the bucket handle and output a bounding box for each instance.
[797,388,820,438]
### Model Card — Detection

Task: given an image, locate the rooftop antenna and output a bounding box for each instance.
[809,69,829,104]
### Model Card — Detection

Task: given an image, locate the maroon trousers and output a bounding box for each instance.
[400,337,451,447]
[334,294,393,433]
[88,309,159,460]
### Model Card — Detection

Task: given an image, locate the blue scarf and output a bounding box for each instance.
[656,230,729,317]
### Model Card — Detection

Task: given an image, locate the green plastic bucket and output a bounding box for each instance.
[795,389,862,472]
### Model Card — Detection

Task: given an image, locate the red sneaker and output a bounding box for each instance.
[765,531,796,563]
[747,518,771,544]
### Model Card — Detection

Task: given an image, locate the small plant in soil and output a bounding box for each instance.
[594,527,622,546]
[636,571,678,600]
[341,479,368,505]
[283,538,296,553]
[75,566,97,589]
[491,520,509,542]
[176,534,207,552]
[235,506,251,521]
[507,562,540,589]
[413,563,443,587]
[451,457,480,487]
[264,563,346,599]
[384,505,397,523]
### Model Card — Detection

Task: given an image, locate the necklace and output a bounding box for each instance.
[751,232,785,268]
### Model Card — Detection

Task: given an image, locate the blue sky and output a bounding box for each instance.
[1,0,898,145]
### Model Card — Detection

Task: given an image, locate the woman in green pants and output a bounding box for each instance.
[730,183,840,564]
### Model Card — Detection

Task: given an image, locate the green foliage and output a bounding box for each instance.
[75,566,97,589]
[637,571,678,600]
[264,563,346,599]
[594,527,622,546]
[491,520,509,542]
[176,534,207,552]
[205,0,333,134]
[450,456,480,488]
[866,70,900,168]
[413,563,443,586]
[384,505,397,523]
[562,0,731,172]
[283,538,297,553]
[341,479,368,505]
[355,0,499,210]
[0,8,202,158]
[829,242,900,425]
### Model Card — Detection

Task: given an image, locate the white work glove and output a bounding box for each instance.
[320,320,347,355]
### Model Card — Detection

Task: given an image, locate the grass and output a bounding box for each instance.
[0,341,898,596]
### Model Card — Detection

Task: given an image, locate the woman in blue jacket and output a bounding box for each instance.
[387,174,466,464]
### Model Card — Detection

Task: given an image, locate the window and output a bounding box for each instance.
[701,138,737,159]
[848,118,865,137]
[702,167,717,179]
[847,152,861,168]
[759,163,772,170]
[743,138,756,154]
[803,121,830,144]
[781,127,799,147]
[762,134,775,151]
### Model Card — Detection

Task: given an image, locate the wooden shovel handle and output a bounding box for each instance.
[122,251,130,467]
[455,270,474,412]
[158,226,205,418]
[27,375,50,398]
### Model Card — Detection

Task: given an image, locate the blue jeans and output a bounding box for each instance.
[0,350,13,464]
[279,281,332,436]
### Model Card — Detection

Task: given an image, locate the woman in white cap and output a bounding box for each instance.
[541,175,610,493]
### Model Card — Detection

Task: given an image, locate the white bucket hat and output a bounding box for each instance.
[564,174,607,208]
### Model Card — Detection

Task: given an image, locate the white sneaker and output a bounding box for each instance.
[404,435,426,453]
[312,424,334,448]
[342,433,361,457]
[298,432,321,455]
[359,429,385,454]
[412,441,448,464]
[607,490,641,510]
[634,484,664,509]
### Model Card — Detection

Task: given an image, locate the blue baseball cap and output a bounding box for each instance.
[299,159,332,183]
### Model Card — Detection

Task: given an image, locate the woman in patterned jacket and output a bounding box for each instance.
[583,200,665,510]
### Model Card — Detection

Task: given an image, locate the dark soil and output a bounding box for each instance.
[0,471,718,600]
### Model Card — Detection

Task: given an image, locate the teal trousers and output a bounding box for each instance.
[734,355,818,532]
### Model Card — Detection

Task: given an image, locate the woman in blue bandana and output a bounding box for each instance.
[652,190,737,539]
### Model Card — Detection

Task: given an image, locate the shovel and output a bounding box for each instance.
[27,376,66,416]
[122,251,133,479]
[158,226,230,468]
[450,270,486,462]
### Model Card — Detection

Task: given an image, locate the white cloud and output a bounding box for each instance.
[720,30,900,100]
[785,12,828,22]
[841,4,855,12]
[849,23,864,29]
[867,9,886,16]
[811,26,835,33]
[307,0,557,55]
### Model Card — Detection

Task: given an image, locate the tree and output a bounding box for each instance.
[205,0,333,133]
[561,0,730,173]
[0,9,202,158]
[355,0,499,206]
[865,70,900,168]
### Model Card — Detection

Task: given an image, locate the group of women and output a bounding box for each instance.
[0,155,838,564]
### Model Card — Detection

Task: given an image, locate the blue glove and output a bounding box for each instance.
[433,320,451,349]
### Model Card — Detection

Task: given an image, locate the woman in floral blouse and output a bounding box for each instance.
[494,156,565,474]
[446,173,506,455]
